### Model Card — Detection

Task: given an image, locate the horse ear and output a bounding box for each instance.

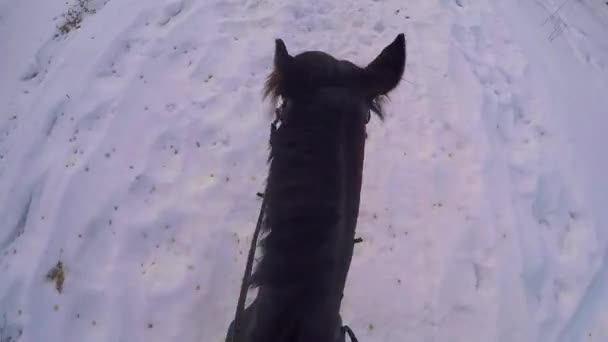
[364,33,406,96]
[274,39,293,71]
[264,39,294,100]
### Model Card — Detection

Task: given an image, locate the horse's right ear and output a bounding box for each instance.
[363,33,406,97]
[274,39,293,71]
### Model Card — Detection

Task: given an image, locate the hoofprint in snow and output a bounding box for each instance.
[1,0,607,342]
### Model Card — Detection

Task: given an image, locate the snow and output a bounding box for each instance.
[1,0,607,341]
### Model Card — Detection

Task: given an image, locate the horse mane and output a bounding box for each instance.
[262,68,281,102]
[250,99,344,293]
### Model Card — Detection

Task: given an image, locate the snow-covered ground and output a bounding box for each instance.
[1,0,607,341]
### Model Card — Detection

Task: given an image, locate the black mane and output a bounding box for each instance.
[252,92,362,290]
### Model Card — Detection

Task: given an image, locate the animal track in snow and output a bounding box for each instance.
[158,0,185,27]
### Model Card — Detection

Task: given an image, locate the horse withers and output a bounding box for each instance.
[227,33,406,342]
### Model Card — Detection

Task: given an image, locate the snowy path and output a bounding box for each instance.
[1,0,607,341]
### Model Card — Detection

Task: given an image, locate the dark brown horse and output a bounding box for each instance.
[226,34,406,342]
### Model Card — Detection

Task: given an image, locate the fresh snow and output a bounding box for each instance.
[1,0,607,341]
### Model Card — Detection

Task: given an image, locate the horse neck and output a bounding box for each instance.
[249,103,366,341]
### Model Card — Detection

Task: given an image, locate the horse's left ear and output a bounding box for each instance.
[264,39,294,100]
[363,33,406,97]
[274,39,293,72]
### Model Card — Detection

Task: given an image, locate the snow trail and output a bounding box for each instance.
[1,0,607,341]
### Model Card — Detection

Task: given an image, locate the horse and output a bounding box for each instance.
[226,33,406,342]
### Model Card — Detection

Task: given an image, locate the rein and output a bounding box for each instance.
[231,189,266,342]
[229,101,361,342]
[229,105,282,342]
